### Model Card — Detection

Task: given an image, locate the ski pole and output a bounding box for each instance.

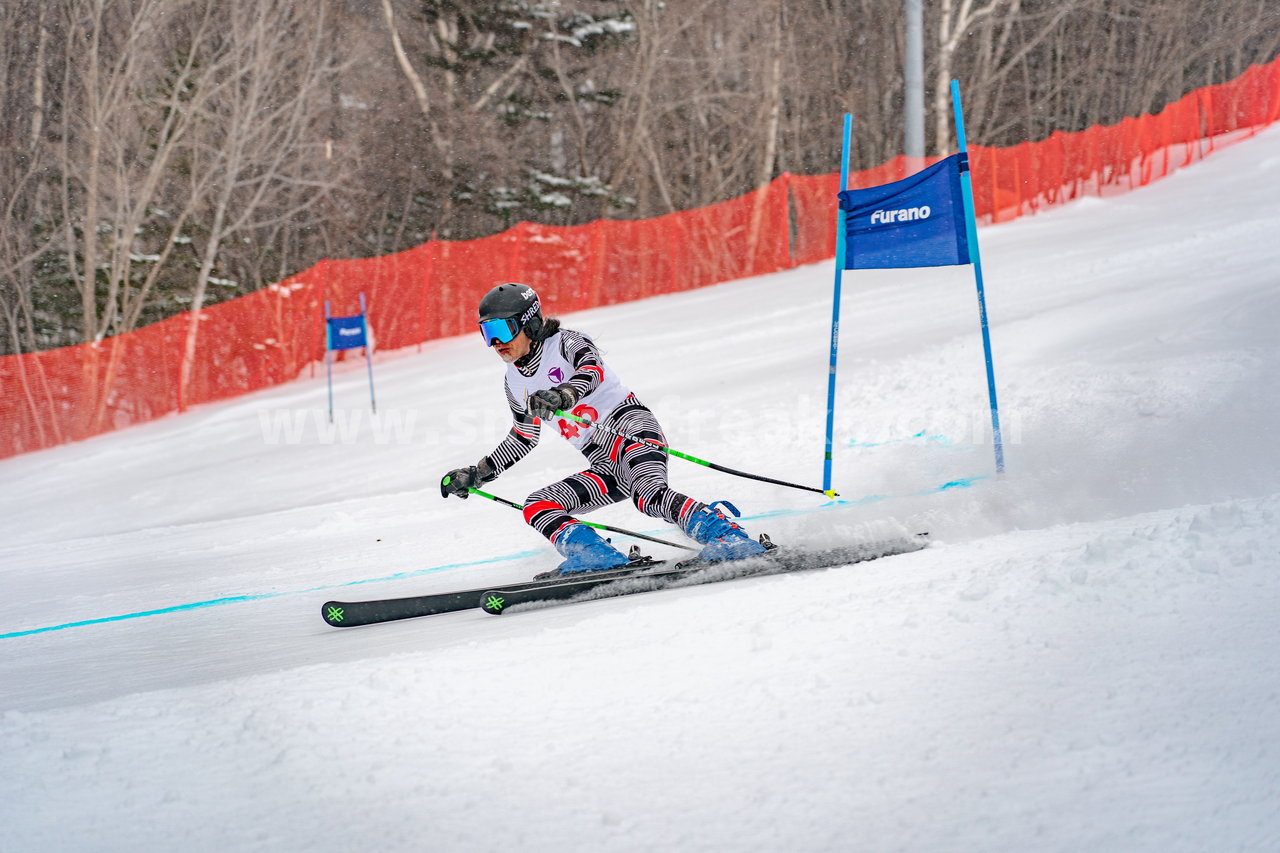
[467,487,697,551]
[557,410,839,498]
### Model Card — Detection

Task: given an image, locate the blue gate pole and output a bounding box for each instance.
[950,80,1005,474]
[822,114,853,496]
[359,292,377,415]
[324,300,335,424]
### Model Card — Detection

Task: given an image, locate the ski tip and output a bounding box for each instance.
[322,602,348,626]
[479,591,507,615]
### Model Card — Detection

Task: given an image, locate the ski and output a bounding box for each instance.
[321,549,662,627]
[478,535,925,615]
[322,537,926,626]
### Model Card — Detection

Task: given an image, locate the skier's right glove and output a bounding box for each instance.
[440,458,496,499]
[441,466,479,499]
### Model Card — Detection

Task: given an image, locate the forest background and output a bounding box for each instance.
[2,0,1278,357]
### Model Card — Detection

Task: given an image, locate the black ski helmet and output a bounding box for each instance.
[477,282,544,341]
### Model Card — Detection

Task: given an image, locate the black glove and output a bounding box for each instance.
[528,383,579,420]
[440,465,479,499]
[441,459,497,499]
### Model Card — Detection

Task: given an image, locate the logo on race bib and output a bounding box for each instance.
[548,367,565,383]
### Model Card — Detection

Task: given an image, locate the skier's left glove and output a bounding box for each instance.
[528,383,579,420]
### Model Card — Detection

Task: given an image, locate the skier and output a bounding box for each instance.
[441,282,767,574]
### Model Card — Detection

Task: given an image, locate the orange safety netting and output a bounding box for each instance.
[3,55,1279,460]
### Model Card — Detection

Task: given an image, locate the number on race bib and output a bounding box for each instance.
[557,404,599,440]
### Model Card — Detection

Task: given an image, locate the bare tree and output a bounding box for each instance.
[5,0,1279,357]
[52,0,239,346]
[933,0,1017,152]
[0,0,55,354]
[175,0,341,405]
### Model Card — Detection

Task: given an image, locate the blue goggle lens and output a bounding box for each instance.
[479,317,520,346]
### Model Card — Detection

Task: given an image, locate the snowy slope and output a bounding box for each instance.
[3,127,1279,852]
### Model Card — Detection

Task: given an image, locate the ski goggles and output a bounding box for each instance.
[478,316,520,346]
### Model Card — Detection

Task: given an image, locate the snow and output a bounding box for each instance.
[3,126,1280,852]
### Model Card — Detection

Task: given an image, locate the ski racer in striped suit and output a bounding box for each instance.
[441,282,767,574]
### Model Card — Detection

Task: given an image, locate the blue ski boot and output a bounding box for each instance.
[553,523,631,574]
[683,501,768,562]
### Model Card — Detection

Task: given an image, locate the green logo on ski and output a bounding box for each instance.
[326,605,345,623]
[483,595,505,613]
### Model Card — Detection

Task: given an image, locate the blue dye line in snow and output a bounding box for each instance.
[0,594,285,639]
[1,476,991,640]
[739,474,991,522]
[847,431,956,449]
[0,548,544,640]
[928,476,990,493]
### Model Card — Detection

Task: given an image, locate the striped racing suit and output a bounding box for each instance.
[481,328,707,546]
